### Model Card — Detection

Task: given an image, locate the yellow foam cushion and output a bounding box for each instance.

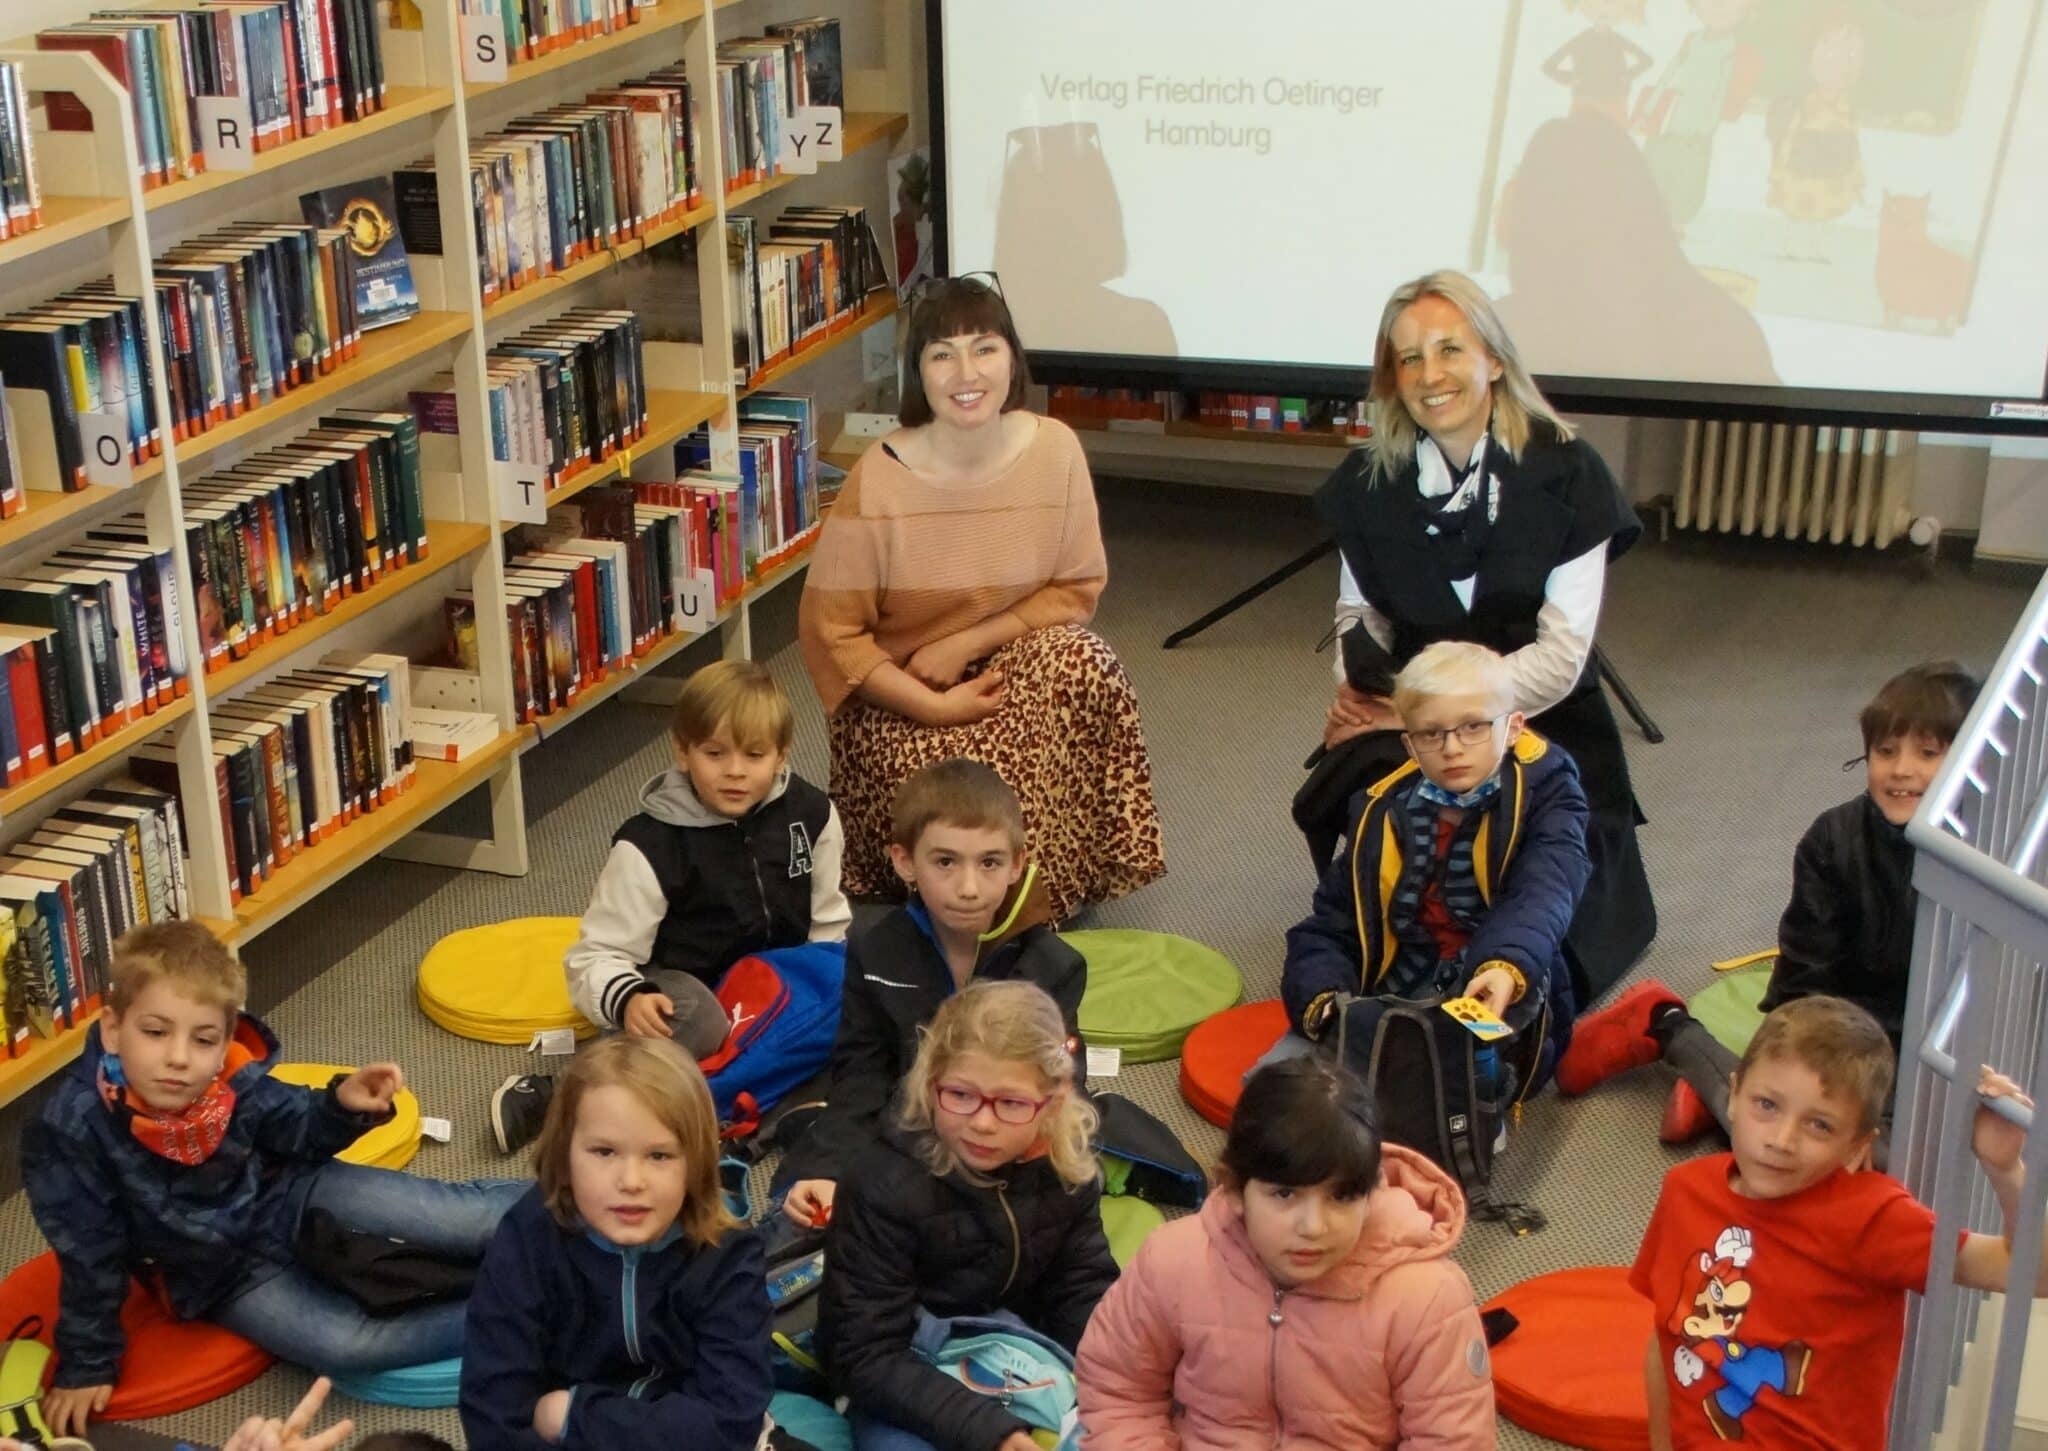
[415,916,598,1045]
[270,1062,422,1171]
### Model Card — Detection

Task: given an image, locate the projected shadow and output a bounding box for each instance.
[992,122,1178,358]
[1494,110,1778,386]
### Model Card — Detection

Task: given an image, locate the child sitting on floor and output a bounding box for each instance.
[1560,659,1980,1149]
[1279,639,1590,1097]
[777,758,1084,1231]
[461,1036,773,1449]
[1076,1053,1494,1448]
[818,980,1118,1451]
[492,658,851,1154]
[1632,995,2045,1448]
[23,922,526,1439]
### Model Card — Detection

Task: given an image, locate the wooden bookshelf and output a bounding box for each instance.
[0,694,196,822]
[481,201,717,327]
[465,0,710,97]
[223,728,525,945]
[205,522,494,696]
[172,311,472,476]
[141,87,453,216]
[0,195,130,269]
[639,200,720,254]
[0,484,132,566]
[745,291,897,396]
[723,112,909,211]
[0,1017,95,1110]
[506,388,728,523]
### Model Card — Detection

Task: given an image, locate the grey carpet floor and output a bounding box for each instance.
[0,477,2028,1447]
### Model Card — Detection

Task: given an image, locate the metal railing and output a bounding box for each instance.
[1894,566,2048,1449]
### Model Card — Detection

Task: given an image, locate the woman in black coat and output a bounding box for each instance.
[1298,269,1656,1007]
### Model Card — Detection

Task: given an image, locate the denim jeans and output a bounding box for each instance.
[213,1161,527,1374]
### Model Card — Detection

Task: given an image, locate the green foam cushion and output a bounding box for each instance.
[1068,929,1244,1063]
[1100,1194,1167,1269]
[1688,960,1775,1056]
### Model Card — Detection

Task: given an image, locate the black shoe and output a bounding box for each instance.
[492,1073,555,1155]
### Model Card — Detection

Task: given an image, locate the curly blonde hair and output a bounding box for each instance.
[897,980,1099,1190]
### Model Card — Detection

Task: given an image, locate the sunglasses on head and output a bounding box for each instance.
[909,270,1005,308]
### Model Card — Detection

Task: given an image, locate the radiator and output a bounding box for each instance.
[1673,420,1920,548]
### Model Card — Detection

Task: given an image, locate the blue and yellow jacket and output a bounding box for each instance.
[1280,730,1591,1093]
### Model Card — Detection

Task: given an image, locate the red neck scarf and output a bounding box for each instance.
[98,1040,257,1166]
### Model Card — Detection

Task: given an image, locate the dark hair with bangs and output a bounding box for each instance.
[1218,1055,1382,1197]
[1860,659,1980,753]
[898,277,1031,427]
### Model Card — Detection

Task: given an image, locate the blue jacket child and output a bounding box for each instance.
[1282,728,1592,1096]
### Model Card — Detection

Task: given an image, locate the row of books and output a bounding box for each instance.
[177,408,428,672]
[0,381,23,519]
[393,77,704,305]
[411,308,645,489]
[453,484,698,722]
[37,0,391,190]
[0,525,193,784]
[1047,386,1375,438]
[725,206,886,382]
[717,18,843,190]
[0,63,45,243]
[678,390,820,580]
[0,778,190,1056]
[140,650,416,902]
[459,0,643,64]
[0,217,370,494]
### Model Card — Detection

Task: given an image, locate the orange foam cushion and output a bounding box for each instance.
[0,1250,273,1419]
[1485,1266,1652,1451]
[1177,999,1289,1128]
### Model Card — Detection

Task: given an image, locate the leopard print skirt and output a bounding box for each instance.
[827,624,1166,920]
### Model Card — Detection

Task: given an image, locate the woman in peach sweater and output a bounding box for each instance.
[797,275,1164,918]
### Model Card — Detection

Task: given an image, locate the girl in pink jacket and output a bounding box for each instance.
[1075,1055,1495,1449]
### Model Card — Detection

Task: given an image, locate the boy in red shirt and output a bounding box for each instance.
[1631,995,2044,1449]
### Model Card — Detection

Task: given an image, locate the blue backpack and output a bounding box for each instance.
[702,942,847,1137]
[912,1312,1081,1449]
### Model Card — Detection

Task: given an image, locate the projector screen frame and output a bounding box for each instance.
[925,1,2048,438]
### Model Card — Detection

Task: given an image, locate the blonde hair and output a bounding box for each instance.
[109,921,243,1026]
[670,659,794,754]
[1392,641,1516,722]
[897,981,1099,1190]
[1737,996,1895,1135]
[533,1037,737,1248]
[1366,270,1575,477]
[889,758,1027,854]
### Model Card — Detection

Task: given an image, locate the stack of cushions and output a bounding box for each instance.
[416,917,597,1045]
[1068,930,1243,1064]
[1177,999,1290,1127]
[0,1252,272,1419]
[270,1062,423,1171]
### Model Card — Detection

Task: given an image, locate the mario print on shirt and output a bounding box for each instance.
[1667,1226,1814,1441]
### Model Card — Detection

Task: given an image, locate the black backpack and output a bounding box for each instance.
[1334,995,1544,1234]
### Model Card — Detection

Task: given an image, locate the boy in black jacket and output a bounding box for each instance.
[1559,660,1980,1150]
[779,759,1085,1230]
[491,660,851,1154]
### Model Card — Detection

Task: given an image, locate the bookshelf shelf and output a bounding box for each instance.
[0,484,133,566]
[723,112,909,211]
[504,388,728,524]
[223,727,525,945]
[744,290,897,396]
[0,1017,94,1111]
[465,0,710,98]
[0,195,131,272]
[172,311,472,476]
[205,522,494,696]
[141,87,454,217]
[0,694,196,823]
[481,203,717,328]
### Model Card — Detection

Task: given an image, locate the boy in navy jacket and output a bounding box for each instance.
[1281,640,1592,1094]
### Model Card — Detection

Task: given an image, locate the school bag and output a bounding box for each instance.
[911,1311,1081,1450]
[1334,994,1544,1233]
[701,942,847,1138]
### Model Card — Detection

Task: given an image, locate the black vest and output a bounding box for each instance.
[612,775,834,986]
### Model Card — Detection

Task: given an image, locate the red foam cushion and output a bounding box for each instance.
[1485,1266,1653,1451]
[0,1251,273,1418]
[1177,999,1289,1128]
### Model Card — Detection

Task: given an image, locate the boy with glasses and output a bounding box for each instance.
[1280,640,1592,1092]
